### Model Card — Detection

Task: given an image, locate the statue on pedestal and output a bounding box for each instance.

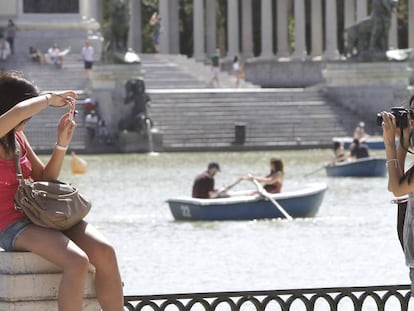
[118,78,152,133]
[103,0,132,63]
[344,0,398,61]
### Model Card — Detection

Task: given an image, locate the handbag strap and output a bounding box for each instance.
[13,136,23,181]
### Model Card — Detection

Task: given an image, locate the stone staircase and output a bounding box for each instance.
[147,88,356,151]
[0,44,357,152]
[139,54,258,89]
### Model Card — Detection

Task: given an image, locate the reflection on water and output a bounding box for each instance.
[51,149,409,295]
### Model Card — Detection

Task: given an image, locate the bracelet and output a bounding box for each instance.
[386,158,399,168]
[45,93,51,106]
[55,143,68,151]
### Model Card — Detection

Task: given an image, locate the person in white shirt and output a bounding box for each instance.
[81,40,94,79]
[0,35,11,61]
[47,43,63,68]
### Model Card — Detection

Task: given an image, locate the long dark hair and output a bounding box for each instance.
[267,157,284,177]
[0,72,38,153]
[400,95,414,184]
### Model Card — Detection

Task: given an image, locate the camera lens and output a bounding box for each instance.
[376,113,383,126]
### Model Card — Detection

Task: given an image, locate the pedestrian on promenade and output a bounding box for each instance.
[0,72,124,311]
[209,48,221,87]
[0,35,11,61]
[381,95,414,295]
[232,55,242,88]
[81,40,94,79]
[149,12,162,53]
[6,19,17,55]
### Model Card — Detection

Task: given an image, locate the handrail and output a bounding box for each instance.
[124,284,412,311]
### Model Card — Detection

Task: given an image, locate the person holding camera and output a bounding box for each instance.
[0,72,124,310]
[381,95,414,294]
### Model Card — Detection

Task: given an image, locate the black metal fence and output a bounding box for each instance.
[124,285,412,311]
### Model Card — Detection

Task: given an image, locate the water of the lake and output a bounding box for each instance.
[56,149,409,296]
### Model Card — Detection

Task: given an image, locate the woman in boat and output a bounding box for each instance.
[381,95,414,295]
[0,72,124,311]
[244,157,284,193]
[331,141,348,164]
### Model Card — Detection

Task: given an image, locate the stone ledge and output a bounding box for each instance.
[0,252,60,274]
[0,272,96,302]
[0,298,100,311]
[0,251,95,274]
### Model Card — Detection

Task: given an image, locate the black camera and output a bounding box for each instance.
[376,107,412,128]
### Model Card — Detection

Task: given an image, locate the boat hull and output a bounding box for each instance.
[325,157,386,177]
[167,183,327,221]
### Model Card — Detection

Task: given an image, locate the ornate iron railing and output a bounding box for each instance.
[124,285,412,311]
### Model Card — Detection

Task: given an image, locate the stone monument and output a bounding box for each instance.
[92,0,162,152]
[344,0,398,61]
[323,0,413,132]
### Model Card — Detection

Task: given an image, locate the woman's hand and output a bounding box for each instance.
[56,112,77,147]
[49,91,77,108]
[381,112,399,147]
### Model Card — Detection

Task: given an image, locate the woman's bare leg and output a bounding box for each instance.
[64,221,124,311]
[14,225,90,311]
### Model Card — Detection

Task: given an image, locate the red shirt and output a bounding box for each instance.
[0,133,32,231]
[192,171,214,198]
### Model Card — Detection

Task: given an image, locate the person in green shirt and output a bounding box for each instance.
[209,48,221,87]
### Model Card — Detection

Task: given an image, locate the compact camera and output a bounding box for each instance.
[376,107,413,128]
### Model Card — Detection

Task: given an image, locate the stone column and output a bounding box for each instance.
[323,0,340,60]
[79,0,89,17]
[311,0,323,58]
[356,0,367,21]
[389,7,398,49]
[129,0,142,53]
[409,0,414,50]
[95,0,103,25]
[159,0,170,53]
[169,0,180,53]
[241,0,253,58]
[276,0,290,58]
[206,0,217,56]
[227,0,239,58]
[344,0,355,28]
[292,0,307,60]
[260,0,273,58]
[193,0,205,61]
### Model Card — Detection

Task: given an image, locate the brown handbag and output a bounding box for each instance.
[13,143,91,230]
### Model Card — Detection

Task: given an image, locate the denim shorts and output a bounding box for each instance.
[0,219,31,251]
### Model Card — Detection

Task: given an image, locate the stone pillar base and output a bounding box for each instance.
[322,62,414,131]
[0,251,99,311]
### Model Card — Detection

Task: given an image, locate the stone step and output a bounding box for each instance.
[0,299,100,311]
[0,251,99,311]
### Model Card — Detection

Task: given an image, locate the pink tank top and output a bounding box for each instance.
[0,133,32,231]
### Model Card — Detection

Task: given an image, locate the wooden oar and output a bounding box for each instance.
[303,165,326,177]
[217,178,243,197]
[252,179,293,220]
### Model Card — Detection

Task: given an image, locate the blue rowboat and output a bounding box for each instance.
[325,157,386,177]
[167,183,327,221]
[332,136,385,150]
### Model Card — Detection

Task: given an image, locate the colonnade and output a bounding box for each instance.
[86,0,414,61]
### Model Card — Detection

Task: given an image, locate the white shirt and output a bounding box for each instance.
[404,193,414,267]
[82,46,94,62]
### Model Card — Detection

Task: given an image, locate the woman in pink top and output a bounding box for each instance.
[0,72,123,311]
[243,157,284,194]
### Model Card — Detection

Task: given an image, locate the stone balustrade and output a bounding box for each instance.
[0,251,99,311]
